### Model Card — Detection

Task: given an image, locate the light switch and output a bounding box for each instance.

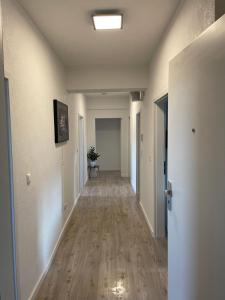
[26,173,31,185]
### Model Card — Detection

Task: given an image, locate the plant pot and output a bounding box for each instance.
[90,160,97,167]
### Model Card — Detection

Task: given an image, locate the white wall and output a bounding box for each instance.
[87,94,129,110]
[2,1,86,299]
[96,119,121,171]
[130,0,215,235]
[87,94,129,177]
[67,65,149,92]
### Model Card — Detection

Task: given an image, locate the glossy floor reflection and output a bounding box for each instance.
[36,171,167,300]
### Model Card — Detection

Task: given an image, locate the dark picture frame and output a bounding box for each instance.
[53,99,69,143]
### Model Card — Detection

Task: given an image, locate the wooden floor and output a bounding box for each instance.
[36,171,167,300]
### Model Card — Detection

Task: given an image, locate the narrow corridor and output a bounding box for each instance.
[37,172,167,300]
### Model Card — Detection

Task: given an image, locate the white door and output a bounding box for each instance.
[136,112,141,200]
[78,116,85,192]
[0,1,18,300]
[168,16,225,300]
[0,2,18,297]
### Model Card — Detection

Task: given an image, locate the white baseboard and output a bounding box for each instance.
[28,193,80,300]
[74,192,81,206]
[139,201,155,238]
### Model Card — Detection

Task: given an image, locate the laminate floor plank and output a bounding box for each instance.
[36,171,167,300]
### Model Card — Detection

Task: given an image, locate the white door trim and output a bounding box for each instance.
[136,112,141,200]
[0,74,19,300]
[154,94,168,238]
[78,114,85,192]
[0,0,18,295]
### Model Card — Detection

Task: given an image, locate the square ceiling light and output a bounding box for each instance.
[92,14,123,30]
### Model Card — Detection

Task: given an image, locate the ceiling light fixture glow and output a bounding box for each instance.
[93,14,123,30]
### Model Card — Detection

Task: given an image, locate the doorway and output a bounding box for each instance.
[95,118,121,172]
[136,112,141,200]
[78,115,85,193]
[0,1,18,292]
[155,94,168,238]
[0,78,18,298]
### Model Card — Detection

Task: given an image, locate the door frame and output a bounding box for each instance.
[0,0,18,297]
[136,112,141,200]
[154,94,168,238]
[0,31,19,300]
[78,114,85,192]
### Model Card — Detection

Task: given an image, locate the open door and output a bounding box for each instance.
[78,115,85,192]
[0,2,18,298]
[168,16,225,300]
[155,95,168,238]
[136,112,141,200]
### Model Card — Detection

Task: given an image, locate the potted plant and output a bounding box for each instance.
[87,146,100,167]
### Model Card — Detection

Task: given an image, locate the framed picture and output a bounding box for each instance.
[53,99,69,143]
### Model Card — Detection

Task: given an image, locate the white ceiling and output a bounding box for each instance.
[18,0,180,68]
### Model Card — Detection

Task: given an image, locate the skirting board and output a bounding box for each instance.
[28,192,81,300]
[139,201,155,238]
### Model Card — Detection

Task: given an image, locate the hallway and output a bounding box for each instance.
[37,172,167,300]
